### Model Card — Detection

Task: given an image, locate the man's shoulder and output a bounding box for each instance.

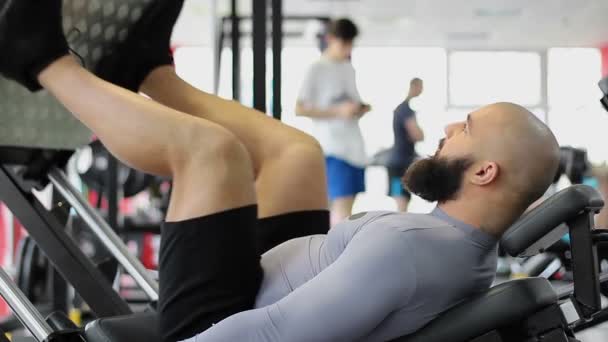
[395,100,415,117]
[348,212,451,239]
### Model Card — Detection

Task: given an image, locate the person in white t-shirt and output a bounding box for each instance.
[296,18,371,224]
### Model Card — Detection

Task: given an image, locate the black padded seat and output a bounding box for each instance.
[84,279,556,342]
[84,311,160,342]
[395,277,557,342]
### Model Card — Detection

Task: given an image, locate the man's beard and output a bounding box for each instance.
[403,155,474,203]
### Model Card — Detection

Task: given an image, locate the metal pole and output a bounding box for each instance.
[48,168,159,301]
[252,0,267,112]
[6,211,13,269]
[211,0,219,95]
[106,154,119,231]
[540,49,549,125]
[0,267,54,341]
[214,25,225,95]
[231,0,241,101]
[271,0,283,120]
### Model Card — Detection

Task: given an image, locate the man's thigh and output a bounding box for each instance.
[158,206,330,342]
[158,205,261,342]
[326,156,366,201]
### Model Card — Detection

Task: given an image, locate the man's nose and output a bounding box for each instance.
[444,122,464,138]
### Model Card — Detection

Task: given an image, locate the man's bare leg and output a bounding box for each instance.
[331,196,356,225]
[38,56,256,221]
[140,67,328,218]
[393,196,410,212]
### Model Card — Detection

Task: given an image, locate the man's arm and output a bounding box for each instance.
[295,100,361,119]
[194,228,416,342]
[404,117,424,142]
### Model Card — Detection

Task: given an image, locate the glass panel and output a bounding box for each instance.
[449,51,542,107]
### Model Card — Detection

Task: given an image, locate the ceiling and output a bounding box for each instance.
[173,0,608,49]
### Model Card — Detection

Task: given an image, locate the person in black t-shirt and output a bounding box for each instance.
[388,78,425,211]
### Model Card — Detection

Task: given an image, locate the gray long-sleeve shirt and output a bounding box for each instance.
[184,208,498,341]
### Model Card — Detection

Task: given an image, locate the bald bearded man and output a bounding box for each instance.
[0,1,560,341]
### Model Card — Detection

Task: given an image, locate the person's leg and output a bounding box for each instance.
[140,67,328,218]
[393,196,410,212]
[331,197,357,224]
[64,0,329,249]
[38,57,261,341]
[388,167,411,212]
[38,56,255,220]
[326,157,365,224]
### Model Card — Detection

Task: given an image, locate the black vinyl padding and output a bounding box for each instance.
[501,185,603,257]
[84,279,557,342]
[84,311,160,342]
[394,278,557,342]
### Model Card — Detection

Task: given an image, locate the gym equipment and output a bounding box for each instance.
[398,185,606,342]
[599,76,608,112]
[3,98,604,342]
[30,185,605,342]
[76,140,158,199]
[554,147,590,185]
[1,76,606,341]
[0,65,158,320]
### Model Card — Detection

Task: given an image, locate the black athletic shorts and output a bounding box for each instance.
[158,206,330,342]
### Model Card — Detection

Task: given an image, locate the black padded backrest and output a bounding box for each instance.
[84,311,160,342]
[501,185,603,257]
[395,278,557,342]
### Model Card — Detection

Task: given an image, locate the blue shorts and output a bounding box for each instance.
[325,156,365,201]
[387,167,412,199]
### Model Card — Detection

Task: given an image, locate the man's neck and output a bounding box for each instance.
[438,200,505,238]
[323,50,346,62]
[438,201,482,229]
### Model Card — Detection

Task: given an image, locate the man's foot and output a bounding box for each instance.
[63,0,184,92]
[0,0,70,91]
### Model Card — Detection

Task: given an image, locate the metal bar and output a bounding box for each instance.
[106,154,119,232]
[5,210,13,268]
[567,212,601,319]
[209,0,218,95]
[271,0,283,120]
[0,267,53,341]
[540,49,549,124]
[252,0,267,112]
[231,0,241,101]
[0,166,131,317]
[222,15,330,22]
[557,271,608,299]
[49,168,159,301]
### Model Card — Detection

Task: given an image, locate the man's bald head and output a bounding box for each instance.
[472,102,560,210]
[404,101,560,235]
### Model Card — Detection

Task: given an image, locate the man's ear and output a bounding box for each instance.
[470,161,499,186]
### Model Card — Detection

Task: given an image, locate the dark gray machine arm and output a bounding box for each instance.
[600,76,608,112]
[502,185,605,320]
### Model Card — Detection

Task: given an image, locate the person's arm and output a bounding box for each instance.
[404,117,424,142]
[345,64,371,118]
[195,229,416,341]
[295,100,361,119]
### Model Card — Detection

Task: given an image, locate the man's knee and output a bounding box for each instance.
[278,138,324,174]
[169,122,251,175]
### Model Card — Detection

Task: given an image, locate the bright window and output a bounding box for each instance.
[448,51,542,107]
[547,48,606,163]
